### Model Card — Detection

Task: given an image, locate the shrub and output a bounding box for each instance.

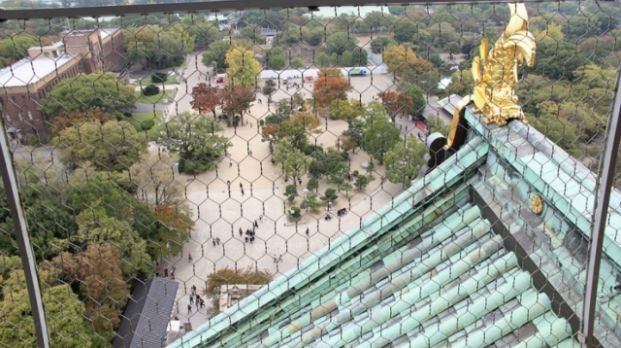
[288,206,301,220]
[139,119,155,131]
[142,84,160,96]
[151,72,167,83]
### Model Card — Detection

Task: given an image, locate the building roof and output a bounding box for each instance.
[169,109,621,347]
[437,94,463,114]
[115,277,178,348]
[0,54,76,88]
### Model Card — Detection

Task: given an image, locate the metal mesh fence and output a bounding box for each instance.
[0,0,620,347]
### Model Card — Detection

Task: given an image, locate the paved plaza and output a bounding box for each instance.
[160,53,424,328]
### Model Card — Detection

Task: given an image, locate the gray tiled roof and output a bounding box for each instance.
[114,277,178,348]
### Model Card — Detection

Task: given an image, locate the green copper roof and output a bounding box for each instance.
[170,110,621,347]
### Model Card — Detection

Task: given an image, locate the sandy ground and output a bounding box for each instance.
[159,54,424,329]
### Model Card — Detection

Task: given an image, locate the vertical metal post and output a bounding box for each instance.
[581,68,621,347]
[0,125,50,348]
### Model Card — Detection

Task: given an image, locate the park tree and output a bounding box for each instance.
[0,274,96,347]
[370,36,396,54]
[42,72,135,118]
[313,68,351,108]
[75,205,152,279]
[187,20,220,49]
[399,82,426,117]
[446,69,474,98]
[284,150,310,188]
[226,45,262,88]
[129,152,183,206]
[302,193,322,213]
[221,86,255,124]
[325,32,357,55]
[292,111,320,130]
[159,112,230,174]
[384,135,425,187]
[302,26,324,46]
[362,102,401,164]
[191,83,221,118]
[378,90,414,122]
[202,40,231,73]
[0,33,43,67]
[322,188,338,205]
[153,204,192,258]
[266,47,287,70]
[55,243,129,335]
[126,24,193,69]
[355,175,370,191]
[54,120,147,171]
[285,184,298,203]
[393,18,417,42]
[50,108,114,134]
[262,79,277,104]
[527,101,580,157]
[329,99,364,123]
[384,45,439,92]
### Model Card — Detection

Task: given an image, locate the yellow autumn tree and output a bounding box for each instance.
[225,45,262,88]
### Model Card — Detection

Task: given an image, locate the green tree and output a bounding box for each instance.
[158,112,230,174]
[325,32,357,55]
[362,102,401,164]
[202,40,231,73]
[322,188,338,205]
[285,184,298,203]
[370,37,396,54]
[384,135,425,187]
[302,26,324,46]
[126,24,193,69]
[0,34,40,67]
[75,205,152,279]
[428,116,449,136]
[399,83,426,117]
[0,271,95,347]
[393,19,417,42]
[54,120,146,171]
[266,47,287,70]
[528,101,580,157]
[302,193,322,213]
[262,79,277,104]
[42,72,135,118]
[226,45,262,88]
[355,175,370,191]
[284,151,310,187]
[446,70,474,97]
[329,99,364,123]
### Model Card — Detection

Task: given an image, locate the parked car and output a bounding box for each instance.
[348,68,368,77]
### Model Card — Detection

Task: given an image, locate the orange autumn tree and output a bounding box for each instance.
[378,90,415,123]
[154,203,193,257]
[312,68,351,109]
[51,108,114,134]
[191,82,221,119]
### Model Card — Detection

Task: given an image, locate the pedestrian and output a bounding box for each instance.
[192,285,197,294]
[201,298,205,309]
[212,239,216,246]
[229,161,232,168]
[239,227,243,236]
[241,188,245,196]
[171,270,175,279]
[190,295,194,305]
[188,253,192,262]
[305,227,310,236]
[164,268,169,277]
[254,220,258,228]
[187,304,192,314]
[245,236,249,243]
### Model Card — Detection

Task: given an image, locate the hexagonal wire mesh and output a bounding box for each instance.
[0,0,620,347]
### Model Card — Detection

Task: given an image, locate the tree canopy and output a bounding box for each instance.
[225,45,262,88]
[384,135,425,187]
[42,73,135,118]
[53,120,147,171]
[158,112,230,174]
[361,102,401,164]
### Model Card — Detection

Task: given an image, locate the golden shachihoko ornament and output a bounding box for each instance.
[471,3,536,126]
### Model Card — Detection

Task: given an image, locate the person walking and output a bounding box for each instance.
[305,227,310,236]
[188,253,192,262]
[187,304,192,314]
[239,227,243,236]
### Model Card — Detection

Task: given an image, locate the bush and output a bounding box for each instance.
[288,206,301,221]
[151,72,167,83]
[142,84,160,96]
[139,119,155,131]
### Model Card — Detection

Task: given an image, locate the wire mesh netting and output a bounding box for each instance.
[0,0,620,347]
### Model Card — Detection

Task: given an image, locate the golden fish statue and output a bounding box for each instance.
[471,3,536,125]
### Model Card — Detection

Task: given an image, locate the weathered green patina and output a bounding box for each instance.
[169,109,621,347]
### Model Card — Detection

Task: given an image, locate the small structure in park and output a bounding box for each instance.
[218,284,263,313]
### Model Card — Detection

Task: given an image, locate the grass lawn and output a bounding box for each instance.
[130,111,163,141]
[139,73,179,85]
[135,89,176,104]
